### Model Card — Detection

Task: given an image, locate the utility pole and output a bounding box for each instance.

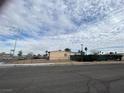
[13,38,17,56]
[12,29,20,56]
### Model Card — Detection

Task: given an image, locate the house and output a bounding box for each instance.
[0,52,13,61]
[48,50,74,60]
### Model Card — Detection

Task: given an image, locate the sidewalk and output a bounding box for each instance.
[0,61,124,68]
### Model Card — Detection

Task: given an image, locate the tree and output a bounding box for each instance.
[37,54,41,57]
[78,50,81,53]
[84,47,88,55]
[26,52,34,59]
[64,48,71,52]
[18,50,23,57]
[45,50,48,56]
[33,54,42,59]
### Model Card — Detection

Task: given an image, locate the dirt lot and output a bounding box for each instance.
[9,59,72,64]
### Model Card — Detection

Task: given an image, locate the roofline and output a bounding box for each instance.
[49,50,72,53]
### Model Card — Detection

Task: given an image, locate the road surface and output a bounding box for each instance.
[0,64,124,93]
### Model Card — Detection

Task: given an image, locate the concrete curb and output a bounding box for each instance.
[0,61,124,68]
[0,63,55,68]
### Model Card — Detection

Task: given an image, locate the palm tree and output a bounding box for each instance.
[84,47,88,55]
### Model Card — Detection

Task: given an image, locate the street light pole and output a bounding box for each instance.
[81,44,83,52]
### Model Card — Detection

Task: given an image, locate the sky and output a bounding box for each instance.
[0,0,124,54]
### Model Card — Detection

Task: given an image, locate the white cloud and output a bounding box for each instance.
[0,0,124,54]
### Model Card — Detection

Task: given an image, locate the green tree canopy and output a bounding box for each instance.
[64,48,71,52]
[18,50,23,57]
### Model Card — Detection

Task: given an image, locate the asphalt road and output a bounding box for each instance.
[0,64,124,93]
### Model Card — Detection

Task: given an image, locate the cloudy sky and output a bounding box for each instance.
[0,0,124,54]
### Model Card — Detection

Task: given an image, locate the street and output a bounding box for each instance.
[0,64,124,93]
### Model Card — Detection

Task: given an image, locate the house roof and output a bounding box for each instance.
[49,50,72,53]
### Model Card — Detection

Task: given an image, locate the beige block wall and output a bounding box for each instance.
[49,51,71,60]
